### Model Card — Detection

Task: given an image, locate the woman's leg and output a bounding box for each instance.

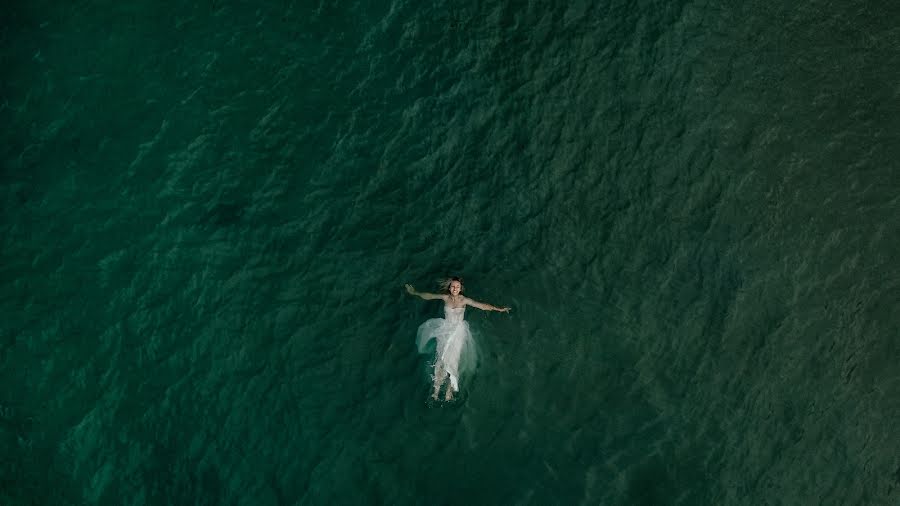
[431,361,446,400]
[444,373,458,401]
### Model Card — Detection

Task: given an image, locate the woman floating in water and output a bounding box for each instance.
[405,277,510,401]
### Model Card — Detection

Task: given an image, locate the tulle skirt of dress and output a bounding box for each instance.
[415,318,477,391]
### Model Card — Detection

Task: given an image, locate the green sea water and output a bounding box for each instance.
[2,1,899,505]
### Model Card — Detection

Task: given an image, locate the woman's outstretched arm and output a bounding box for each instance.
[464,297,511,313]
[405,284,446,301]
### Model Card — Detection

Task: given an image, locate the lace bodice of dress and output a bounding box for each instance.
[443,305,466,324]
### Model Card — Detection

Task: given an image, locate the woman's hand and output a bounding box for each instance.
[495,306,511,313]
[405,284,416,295]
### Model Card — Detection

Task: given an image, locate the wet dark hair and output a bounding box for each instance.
[438,276,464,293]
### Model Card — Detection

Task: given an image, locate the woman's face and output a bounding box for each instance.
[449,281,462,296]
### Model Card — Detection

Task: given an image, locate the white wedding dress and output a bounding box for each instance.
[416,304,478,392]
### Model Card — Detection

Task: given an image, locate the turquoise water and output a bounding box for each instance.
[3,1,899,504]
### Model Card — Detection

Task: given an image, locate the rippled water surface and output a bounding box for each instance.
[2,1,899,505]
